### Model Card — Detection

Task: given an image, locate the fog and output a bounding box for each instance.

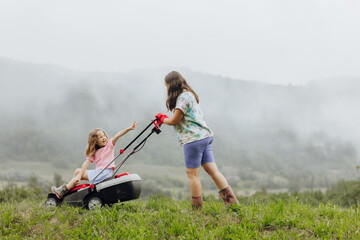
[0,1,360,85]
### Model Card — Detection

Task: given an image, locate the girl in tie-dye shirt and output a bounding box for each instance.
[173,91,213,145]
[156,71,239,209]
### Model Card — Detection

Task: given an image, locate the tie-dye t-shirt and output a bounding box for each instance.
[174,91,213,145]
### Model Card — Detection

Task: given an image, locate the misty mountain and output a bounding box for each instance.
[1,57,359,190]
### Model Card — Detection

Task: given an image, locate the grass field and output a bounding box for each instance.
[1,196,360,239]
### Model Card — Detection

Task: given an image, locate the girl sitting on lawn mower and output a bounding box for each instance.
[156,71,239,209]
[51,121,138,199]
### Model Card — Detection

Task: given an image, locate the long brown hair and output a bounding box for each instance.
[85,128,108,157]
[165,71,199,111]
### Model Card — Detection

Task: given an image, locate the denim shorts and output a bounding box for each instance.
[183,136,215,168]
[87,168,113,184]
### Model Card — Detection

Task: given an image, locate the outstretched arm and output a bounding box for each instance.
[112,121,138,146]
[163,109,184,126]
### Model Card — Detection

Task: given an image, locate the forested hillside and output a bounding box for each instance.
[1,57,359,190]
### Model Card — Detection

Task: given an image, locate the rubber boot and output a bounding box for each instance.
[51,184,69,199]
[191,196,203,210]
[218,186,239,207]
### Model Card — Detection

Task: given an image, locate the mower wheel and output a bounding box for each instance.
[87,197,103,210]
[45,196,58,208]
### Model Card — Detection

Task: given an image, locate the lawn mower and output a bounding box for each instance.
[45,118,162,209]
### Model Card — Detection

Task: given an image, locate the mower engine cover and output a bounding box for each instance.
[96,173,141,203]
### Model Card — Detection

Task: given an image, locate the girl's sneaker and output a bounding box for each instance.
[51,184,69,199]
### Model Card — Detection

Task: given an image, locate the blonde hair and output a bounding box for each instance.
[85,128,108,157]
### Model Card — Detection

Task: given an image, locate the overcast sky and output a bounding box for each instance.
[0,0,359,85]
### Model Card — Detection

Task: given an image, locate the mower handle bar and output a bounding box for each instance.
[90,119,161,186]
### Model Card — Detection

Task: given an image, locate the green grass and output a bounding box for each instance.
[1,196,360,239]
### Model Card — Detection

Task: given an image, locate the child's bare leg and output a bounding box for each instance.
[203,162,239,206]
[65,168,81,190]
[73,168,81,178]
[186,167,203,209]
[66,171,89,190]
[52,169,89,199]
[186,167,202,197]
[202,163,228,190]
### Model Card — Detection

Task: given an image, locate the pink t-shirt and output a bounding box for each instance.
[88,138,115,170]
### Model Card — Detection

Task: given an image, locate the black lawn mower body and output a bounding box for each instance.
[46,173,141,209]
